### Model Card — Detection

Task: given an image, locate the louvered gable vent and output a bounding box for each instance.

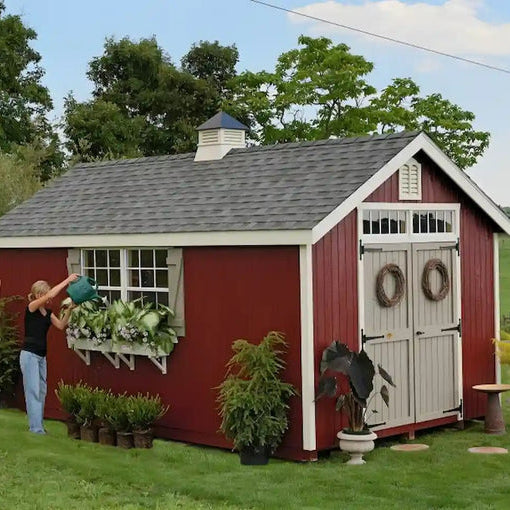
[399,158,422,200]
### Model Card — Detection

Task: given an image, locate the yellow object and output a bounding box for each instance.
[493,338,510,364]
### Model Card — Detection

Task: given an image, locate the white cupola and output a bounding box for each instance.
[194,111,248,162]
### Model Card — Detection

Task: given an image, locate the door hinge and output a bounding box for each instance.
[441,319,462,337]
[456,238,460,255]
[359,239,364,260]
[368,421,386,428]
[361,329,385,345]
[443,399,463,415]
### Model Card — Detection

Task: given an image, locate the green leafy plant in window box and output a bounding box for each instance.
[108,299,177,354]
[66,298,177,355]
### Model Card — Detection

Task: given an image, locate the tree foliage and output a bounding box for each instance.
[226,36,489,169]
[0,2,63,181]
[64,37,236,160]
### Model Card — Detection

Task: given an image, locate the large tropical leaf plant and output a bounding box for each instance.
[316,341,396,433]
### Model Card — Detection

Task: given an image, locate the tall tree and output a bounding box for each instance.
[181,40,238,104]
[226,36,489,169]
[64,37,233,160]
[371,78,489,169]
[0,2,63,181]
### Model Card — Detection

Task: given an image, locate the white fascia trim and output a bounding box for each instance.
[361,202,460,211]
[0,230,312,248]
[299,244,316,451]
[312,132,510,243]
[494,233,501,384]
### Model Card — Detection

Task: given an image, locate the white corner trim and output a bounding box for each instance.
[0,230,312,248]
[494,233,501,384]
[312,132,510,243]
[299,244,316,451]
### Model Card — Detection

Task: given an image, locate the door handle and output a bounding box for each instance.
[416,331,425,335]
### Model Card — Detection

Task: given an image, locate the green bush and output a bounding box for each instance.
[54,381,83,420]
[128,393,168,432]
[74,384,102,427]
[0,296,22,398]
[95,389,117,430]
[105,394,133,433]
[217,331,298,453]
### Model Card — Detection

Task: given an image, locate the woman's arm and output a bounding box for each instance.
[28,274,80,313]
[51,307,73,331]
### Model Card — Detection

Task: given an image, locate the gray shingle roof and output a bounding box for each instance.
[0,131,419,237]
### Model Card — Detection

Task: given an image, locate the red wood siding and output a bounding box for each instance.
[313,151,498,449]
[313,210,359,450]
[1,246,304,459]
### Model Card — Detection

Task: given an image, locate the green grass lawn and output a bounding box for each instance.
[2,404,510,510]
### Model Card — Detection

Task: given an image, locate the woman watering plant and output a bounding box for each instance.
[20,274,79,434]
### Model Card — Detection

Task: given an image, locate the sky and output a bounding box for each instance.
[5,0,510,205]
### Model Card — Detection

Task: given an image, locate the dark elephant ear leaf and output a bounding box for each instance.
[380,385,390,407]
[315,376,337,401]
[321,341,353,375]
[378,364,396,387]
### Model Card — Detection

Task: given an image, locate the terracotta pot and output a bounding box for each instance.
[116,431,134,449]
[337,430,377,465]
[98,427,116,446]
[133,428,154,448]
[80,424,98,442]
[66,420,81,440]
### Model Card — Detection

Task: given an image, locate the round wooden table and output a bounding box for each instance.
[472,384,510,434]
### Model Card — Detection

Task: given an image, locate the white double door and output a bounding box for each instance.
[361,242,461,430]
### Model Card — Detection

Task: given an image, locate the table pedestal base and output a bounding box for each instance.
[485,393,506,434]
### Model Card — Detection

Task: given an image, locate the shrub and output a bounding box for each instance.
[54,381,83,420]
[105,394,133,433]
[128,393,168,432]
[0,296,22,398]
[217,331,298,453]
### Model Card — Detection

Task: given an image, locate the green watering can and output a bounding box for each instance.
[66,276,102,304]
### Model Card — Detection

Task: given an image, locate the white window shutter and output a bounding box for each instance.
[67,248,82,275]
[399,158,422,200]
[167,248,185,337]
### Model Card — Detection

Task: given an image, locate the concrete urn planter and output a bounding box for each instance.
[337,430,377,465]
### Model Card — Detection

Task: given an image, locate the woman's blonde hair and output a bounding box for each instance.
[28,280,51,302]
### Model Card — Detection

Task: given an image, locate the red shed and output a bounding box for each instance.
[0,113,508,461]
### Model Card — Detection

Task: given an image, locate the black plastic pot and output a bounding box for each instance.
[239,445,269,465]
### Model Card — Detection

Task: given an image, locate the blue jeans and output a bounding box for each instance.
[19,350,47,434]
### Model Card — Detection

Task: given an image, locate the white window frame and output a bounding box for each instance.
[359,203,460,244]
[81,248,170,305]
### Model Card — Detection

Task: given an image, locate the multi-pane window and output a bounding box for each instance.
[361,206,457,239]
[412,210,453,234]
[363,210,407,235]
[127,249,169,306]
[82,249,122,303]
[82,248,169,306]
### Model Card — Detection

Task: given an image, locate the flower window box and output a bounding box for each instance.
[66,299,177,374]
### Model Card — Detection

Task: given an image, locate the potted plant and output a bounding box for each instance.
[54,381,83,439]
[217,331,298,465]
[106,394,134,449]
[127,393,168,448]
[74,384,100,442]
[95,390,117,446]
[316,341,395,465]
[0,296,21,407]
